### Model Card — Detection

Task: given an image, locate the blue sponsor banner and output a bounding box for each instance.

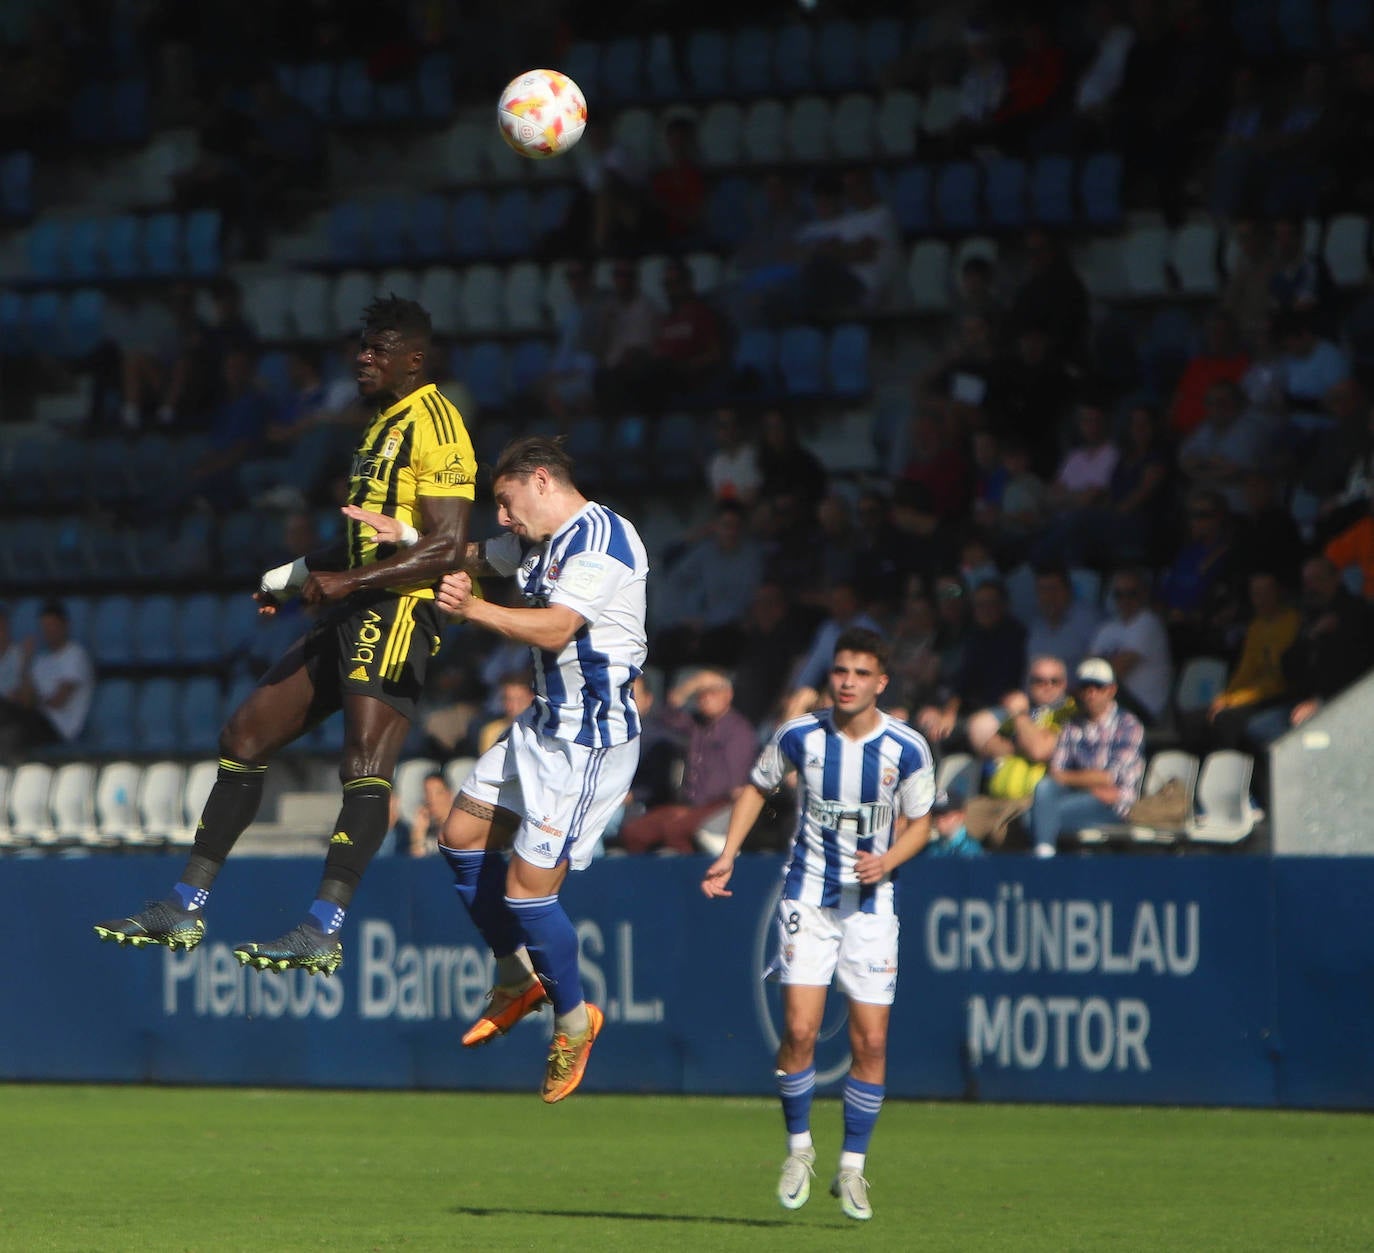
[2,854,1373,1108]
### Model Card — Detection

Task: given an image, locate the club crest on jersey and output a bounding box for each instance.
[546,561,560,582]
[381,428,403,460]
[882,767,897,787]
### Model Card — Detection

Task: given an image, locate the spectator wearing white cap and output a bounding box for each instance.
[1025,658,1145,858]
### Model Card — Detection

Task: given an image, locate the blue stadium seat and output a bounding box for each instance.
[686,30,729,99]
[560,42,602,105]
[26,291,62,354]
[295,61,335,118]
[472,415,515,469]
[706,176,753,248]
[255,349,294,398]
[135,678,181,754]
[601,38,645,105]
[536,184,574,239]
[133,595,179,667]
[177,593,225,665]
[464,342,509,410]
[374,77,415,121]
[734,326,778,395]
[935,162,981,231]
[90,595,138,667]
[730,28,774,96]
[509,339,551,395]
[1276,0,1323,52]
[417,52,454,119]
[185,209,221,275]
[85,679,137,754]
[488,188,533,258]
[110,79,150,143]
[816,20,863,91]
[451,192,490,261]
[0,290,23,353]
[609,414,651,489]
[1140,307,1197,399]
[778,326,827,396]
[411,194,449,261]
[336,59,376,122]
[1080,152,1123,228]
[0,150,33,220]
[564,415,606,488]
[654,413,700,484]
[104,214,141,278]
[179,677,224,753]
[65,218,103,280]
[63,288,105,359]
[27,219,65,281]
[863,17,906,81]
[828,323,870,398]
[892,164,933,234]
[644,33,684,101]
[329,201,369,264]
[369,198,411,264]
[1030,156,1076,227]
[984,158,1028,230]
[773,25,816,95]
[142,212,182,276]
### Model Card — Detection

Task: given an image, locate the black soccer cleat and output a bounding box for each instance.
[94,900,206,952]
[232,923,343,976]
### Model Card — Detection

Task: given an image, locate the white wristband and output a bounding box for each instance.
[398,523,419,547]
[259,556,309,598]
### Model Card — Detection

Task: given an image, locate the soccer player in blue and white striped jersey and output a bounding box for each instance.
[433,436,647,1104]
[702,628,935,1222]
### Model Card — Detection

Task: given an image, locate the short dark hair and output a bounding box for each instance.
[1032,563,1071,588]
[833,627,888,672]
[39,599,68,621]
[492,435,576,485]
[363,295,432,349]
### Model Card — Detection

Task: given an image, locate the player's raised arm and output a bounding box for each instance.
[341,504,519,578]
[701,782,769,898]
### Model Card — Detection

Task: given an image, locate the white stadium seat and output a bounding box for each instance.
[287,272,332,340]
[377,267,419,303]
[875,90,920,156]
[831,93,876,160]
[1171,221,1220,295]
[95,760,148,847]
[1324,214,1370,288]
[787,96,832,162]
[742,99,787,164]
[332,270,379,338]
[418,266,463,335]
[1122,224,1171,297]
[698,102,744,166]
[907,240,952,311]
[138,760,187,847]
[502,261,546,331]
[460,264,505,332]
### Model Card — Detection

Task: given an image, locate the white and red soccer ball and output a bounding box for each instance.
[497,69,588,159]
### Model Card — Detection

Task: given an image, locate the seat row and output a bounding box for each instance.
[22,209,222,285]
[274,53,455,126]
[0,759,214,853]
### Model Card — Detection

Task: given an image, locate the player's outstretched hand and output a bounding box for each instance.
[341,504,404,544]
[854,849,887,885]
[253,590,280,617]
[701,855,735,898]
[301,570,355,606]
[437,571,474,618]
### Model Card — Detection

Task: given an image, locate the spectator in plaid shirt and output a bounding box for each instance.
[1026,657,1144,858]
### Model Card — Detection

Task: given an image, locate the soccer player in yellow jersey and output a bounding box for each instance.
[94,296,476,974]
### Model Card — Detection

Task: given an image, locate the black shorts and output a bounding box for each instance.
[303,589,444,722]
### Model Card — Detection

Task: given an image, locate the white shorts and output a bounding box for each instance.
[460,716,640,872]
[767,899,899,1006]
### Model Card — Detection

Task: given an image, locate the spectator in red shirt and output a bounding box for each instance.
[646,257,726,409]
[1169,308,1251,438]
[651,115,706,246]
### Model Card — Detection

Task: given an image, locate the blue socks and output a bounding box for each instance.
[169,882,208,912]
[506,894,581,1013]
[306,899,346,935]
[440,846,523,957]
[777,1065,816,1136]
[842,1076,885,1155]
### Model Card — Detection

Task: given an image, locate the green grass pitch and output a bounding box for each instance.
[3,1085,1373,1252]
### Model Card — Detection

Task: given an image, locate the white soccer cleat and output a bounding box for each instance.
[777,1147,815,1210]
[831,1169,873,1221]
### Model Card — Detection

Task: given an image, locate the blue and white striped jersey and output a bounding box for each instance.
[485,501,648,748]
[753,710,935,915]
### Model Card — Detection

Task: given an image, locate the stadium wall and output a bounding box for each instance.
[4,854,1371,1109]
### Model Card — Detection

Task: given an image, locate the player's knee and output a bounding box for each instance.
[850,1026,888,1066]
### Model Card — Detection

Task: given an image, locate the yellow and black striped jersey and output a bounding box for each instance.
[345,382,476,598]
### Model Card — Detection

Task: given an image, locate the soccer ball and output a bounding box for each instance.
[496,69,588,160]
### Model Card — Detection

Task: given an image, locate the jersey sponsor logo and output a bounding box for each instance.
[350,608,384,665]
[805,797,894,836]
[330,830,353,846]
[532,840,553,856]
[351,452,384,481]
[347,665,369,681]
[866,959,897,976]
[530,815,564,838]
[432,452,473,487]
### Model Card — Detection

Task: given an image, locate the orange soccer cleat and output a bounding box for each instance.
[461,976,550,1048]
[540,1004,604,1104]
